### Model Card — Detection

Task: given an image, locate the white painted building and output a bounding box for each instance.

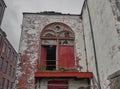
[17,12,92,89]
[17,0,120,89]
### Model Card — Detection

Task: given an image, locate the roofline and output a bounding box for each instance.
[0,28,18,53]
[81,0,86,15]
[22,12,81,16]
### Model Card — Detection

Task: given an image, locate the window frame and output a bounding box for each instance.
[40,23,75,71]
[0,77,5,89]
[0,57,3,70]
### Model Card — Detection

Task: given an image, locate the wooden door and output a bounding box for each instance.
[48,81,68,89]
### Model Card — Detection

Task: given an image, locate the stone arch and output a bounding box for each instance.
[40,22,75,39]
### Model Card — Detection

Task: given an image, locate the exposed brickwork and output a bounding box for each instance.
[0,29,18,89]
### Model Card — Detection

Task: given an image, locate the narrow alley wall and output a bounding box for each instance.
[82,0,120,89]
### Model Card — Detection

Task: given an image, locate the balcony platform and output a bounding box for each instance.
[35,72,93,79]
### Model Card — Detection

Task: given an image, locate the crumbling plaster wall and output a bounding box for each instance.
[82,0,120,88]
[17,14,86,89]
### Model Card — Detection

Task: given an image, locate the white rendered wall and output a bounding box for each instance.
[17,14,87,88]
[82,0,120,88]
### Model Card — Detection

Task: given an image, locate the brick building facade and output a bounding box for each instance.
[0,29,18,89]
[0,0,18,89]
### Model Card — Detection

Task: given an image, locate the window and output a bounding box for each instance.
[10,82,13,89]
[11,52,14,61]
[2,42,7,53]
[7,47,11,57]
[0,77,5,89]
[0,57,3,70]
[14,55,17,64]
[4,61,8,73]
[0,34,2,43]
[40,23,75,71]
[9,65,12,76]
[6,80,9,89]
[12,68,15,78]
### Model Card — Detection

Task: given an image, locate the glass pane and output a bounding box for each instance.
[59,40,74,45]
[42,40,56,45]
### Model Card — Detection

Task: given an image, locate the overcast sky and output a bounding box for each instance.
[1,0,84,51]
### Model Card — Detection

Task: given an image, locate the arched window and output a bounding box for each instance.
[40,22,75,71]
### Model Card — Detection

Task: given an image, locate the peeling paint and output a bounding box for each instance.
[17,14,86,89]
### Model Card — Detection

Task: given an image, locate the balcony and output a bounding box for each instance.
[37,59,77,72]
[35,60,93,79]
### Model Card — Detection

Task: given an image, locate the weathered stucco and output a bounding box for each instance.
[82,0,120,88]
[17,14,87,89]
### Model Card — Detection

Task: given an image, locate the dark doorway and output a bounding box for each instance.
[46,45,56,70]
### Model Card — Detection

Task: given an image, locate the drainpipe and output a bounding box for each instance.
[85,0,102,89]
